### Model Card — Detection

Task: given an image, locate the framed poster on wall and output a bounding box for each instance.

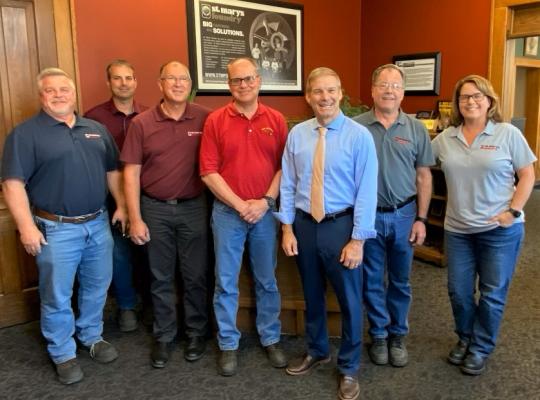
[186,0,304,94]
[392,52,441,96]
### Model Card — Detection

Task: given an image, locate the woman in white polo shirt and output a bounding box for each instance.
[431,75,536,376]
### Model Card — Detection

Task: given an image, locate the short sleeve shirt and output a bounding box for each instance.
[1,110,119,216]
[199,102,288,200]
[121,102,210,200]
[84,99,148,151]
[354,110,435,207]
[431,121,537,233]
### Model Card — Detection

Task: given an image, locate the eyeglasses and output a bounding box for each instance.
[228,75,259,86]
[458,92,485,103]
[374,81,404,91]
[161,76,191,84]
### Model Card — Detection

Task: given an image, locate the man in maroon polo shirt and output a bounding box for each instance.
[85,59,148,333]
[122,61,211,368]
[200,57,288,376]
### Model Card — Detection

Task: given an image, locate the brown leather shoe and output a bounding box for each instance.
[338,375,360,400]
[285,354,331,376]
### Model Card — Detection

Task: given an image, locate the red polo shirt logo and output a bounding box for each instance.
[394,136,410,145]
[480,145,499,150]
[261,127,274,136]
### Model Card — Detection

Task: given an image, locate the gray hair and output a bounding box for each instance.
[36,68,75,92]
[227,57,259,77]
[371,64,405,84]
[159,61,191,78]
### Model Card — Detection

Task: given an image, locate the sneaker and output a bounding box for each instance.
[55,357,84,385]
[448,339,469,365]
[118,309,138,332]
[389,336,408,367]
[218,350,238,377]
[85,340,118,363]
[368,338,388,365]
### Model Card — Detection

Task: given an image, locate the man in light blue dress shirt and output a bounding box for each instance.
[276,67,378,400]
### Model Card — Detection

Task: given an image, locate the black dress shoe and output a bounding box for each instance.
[460,353,486,375]
[151,341,173,368]
[285,354,331,376]
[447,339,469,365]
[185,336,206,362]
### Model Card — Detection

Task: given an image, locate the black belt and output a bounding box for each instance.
[33,208,104,224]
[298,207,353,223]
[142,192,195,205]
[376,195,416,213]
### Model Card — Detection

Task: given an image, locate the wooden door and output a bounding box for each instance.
[0,0,77,327]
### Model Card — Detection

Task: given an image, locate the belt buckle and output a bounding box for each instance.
[71,215,88,223]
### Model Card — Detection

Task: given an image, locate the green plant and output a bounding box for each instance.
[340,93,369,118]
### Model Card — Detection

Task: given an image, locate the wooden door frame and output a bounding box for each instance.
[489,0,540,116]
[0,0,80,327]
[52,0,81,109]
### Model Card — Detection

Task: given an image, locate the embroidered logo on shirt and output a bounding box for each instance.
[393,136,411,144]
[261,127,274,136]
[480,145,499,151]
[188,131,203,136]
[84,133,101,139]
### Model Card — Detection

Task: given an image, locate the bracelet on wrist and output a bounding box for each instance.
[415,216,428,224]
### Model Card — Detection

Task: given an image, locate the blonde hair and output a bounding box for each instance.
[305,67,341,93]
[450,74,502,126]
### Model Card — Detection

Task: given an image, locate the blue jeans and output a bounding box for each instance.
[34,211,113,364]
[445,223,524,358]
[111,228,137,310]
[211,200,281,350]
[363,201,416,338]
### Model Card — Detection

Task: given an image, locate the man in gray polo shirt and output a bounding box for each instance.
[354,64,434,367]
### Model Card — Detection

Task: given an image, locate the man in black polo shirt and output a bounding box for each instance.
[1,68,127,385]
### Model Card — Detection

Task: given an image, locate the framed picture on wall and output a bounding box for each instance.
[186,0,304,94]
[392,52,441,96]
[524,36,539,57]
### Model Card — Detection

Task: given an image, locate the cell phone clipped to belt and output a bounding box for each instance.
[113,221,129,238]
[34,218,47,241]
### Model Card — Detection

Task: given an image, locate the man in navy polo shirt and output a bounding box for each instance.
[85,59,149,333]
[354,64,434,368]
[1,68,127,385]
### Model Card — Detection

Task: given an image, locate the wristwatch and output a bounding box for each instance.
[507,208,522,218]
[263,196,277,212]
[415,216,428,224]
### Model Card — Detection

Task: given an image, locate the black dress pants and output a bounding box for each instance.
[141,193,209,342]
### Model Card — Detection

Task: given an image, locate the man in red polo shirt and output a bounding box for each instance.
[122,61,211,368]
[85,59,148,333]
[200,57,288,376]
